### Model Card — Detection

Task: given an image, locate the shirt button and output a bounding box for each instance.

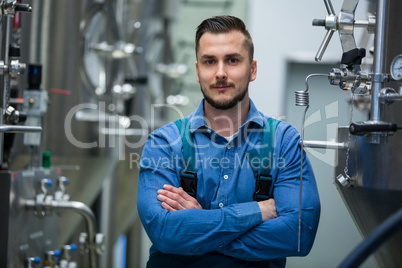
[226,144,231,149]
[223,175,228,180]
[219,203,224,208]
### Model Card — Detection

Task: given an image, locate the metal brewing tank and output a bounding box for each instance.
[10,0,122,245]
[8,1,180,265]
[335,1,402,266]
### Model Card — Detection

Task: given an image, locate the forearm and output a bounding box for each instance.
[217,176,320,261]
[136,132,265,255]
[218,208,317,261]
[138,192,262,255]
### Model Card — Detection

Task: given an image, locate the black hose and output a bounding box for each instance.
[338,208,402,268]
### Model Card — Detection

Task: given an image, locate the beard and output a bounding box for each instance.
[201,83,249,110]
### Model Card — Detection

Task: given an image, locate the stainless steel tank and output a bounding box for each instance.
[8,0,130,252]
[6,0,181,266]
[335,1,402,266]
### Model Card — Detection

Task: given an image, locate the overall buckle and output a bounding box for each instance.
[180,171,197,198]
[253,174,272,201]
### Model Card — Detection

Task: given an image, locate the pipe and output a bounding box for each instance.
[382,93,402,102]
[1,15,11,114]
[0,125,42,133]
[0,15,12,165]
[370,0,388,122]
[51,200,98,268]
[338,208,402,268]
[302,140,347,150]
[26,200,98,268]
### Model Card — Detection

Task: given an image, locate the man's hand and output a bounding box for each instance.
[258,198,277,221]
[157,184,203,212]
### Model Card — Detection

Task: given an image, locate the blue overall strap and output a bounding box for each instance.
[174,118,197,198]
[259,117,281,175]
[247,118,280,201]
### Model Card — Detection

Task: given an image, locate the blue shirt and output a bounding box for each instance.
[137,99,320,266]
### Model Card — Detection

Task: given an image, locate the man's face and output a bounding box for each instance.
[196,30,257,110]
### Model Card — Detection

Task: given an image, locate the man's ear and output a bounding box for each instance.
[250,60,257,82]
[195,61,200,83]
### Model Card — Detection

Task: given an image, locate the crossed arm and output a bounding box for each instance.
[146,173,319,261]
[157,184,278,222]
[137,125,320,260]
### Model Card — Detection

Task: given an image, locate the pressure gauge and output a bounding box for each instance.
[390,54,402,81]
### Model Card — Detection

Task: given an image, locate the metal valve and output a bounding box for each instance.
[328,68,370,93]
[9,58,26,76]
[35,178,53,216]
[0,45,27,76]
[0,60,8,74]
[0,0,32,15]
[55,176,70,201]
[313,0,374,63]
[61,243,77,260]
[95,233,106,255]
[79,232,106,255]
[89,41,143,59]
[79,232,89,253]
[25,257,41,268]
[9,45,27,76]
[312,0,337,62]
[4,105,26,124]
[40,178,53,200]
[44,250,61,268]
[328,68,356,91]
[353,71,370,94]
[60,244,77,268]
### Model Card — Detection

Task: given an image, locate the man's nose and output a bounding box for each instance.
[215,62,227,80]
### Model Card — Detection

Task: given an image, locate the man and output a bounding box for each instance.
[137,15,320,267]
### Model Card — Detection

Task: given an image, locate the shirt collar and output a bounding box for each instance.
[188,98,265,133]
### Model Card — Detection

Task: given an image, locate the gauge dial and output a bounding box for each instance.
[390,54,402,81]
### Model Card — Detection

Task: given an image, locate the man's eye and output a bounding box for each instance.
[228,58,238,64]
[206,60,215,65]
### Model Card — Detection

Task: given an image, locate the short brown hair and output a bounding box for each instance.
[195,15,254,62]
